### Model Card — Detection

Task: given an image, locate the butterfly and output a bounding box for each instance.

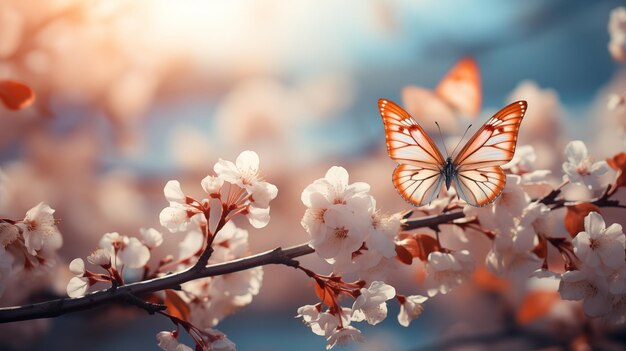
[402,57,481,134]
[378,99,527,207]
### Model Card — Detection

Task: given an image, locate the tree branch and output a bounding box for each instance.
[0,211,461,324]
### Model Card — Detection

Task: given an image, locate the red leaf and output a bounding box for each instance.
[564,203,600,237]
[414,234,439,261]
[395,244,413,265]
[164,289,190,321]
[607,152,626,189]
[314,280,335,307]
[516,290,559,325]
[0,80,35,110]
[472,266,509,292]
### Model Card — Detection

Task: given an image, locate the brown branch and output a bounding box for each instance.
[0,211,461,324]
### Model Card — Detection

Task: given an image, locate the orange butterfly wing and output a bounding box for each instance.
[378,99,445,206]
[435,57,481,117]
[452,101,527,207]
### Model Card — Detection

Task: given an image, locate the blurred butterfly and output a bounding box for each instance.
[402,57,481,133]
[378,99,527,207]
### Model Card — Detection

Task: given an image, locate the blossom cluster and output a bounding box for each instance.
[0,202,62,297]
[301,166,401,280]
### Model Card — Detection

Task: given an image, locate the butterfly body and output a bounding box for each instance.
[442,157,455,190]
[379,99,527,207]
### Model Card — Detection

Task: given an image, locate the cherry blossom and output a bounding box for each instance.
[397,295,428,327]
[87,248,111,268]
[214,150,278,209]
[19,202,62,255]
[424,250,474,296]
[156,331,193,351]
[201,175,224,196]
[325,326,364,350]
[159,180,203,233]
[351,281,396,325]
[99,232,150,269]
[572,212,625,275]
[562,141,610,191]
[559,268,612,317]
[140,228,163,249]
[312,205,369,263]
[66,258,89,298]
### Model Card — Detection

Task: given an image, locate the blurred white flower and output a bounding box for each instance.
[69,258,85,276]
[326,326,364,350]
[140,227,164,249]
[297,306,341,337]
[562,141,610,191]
[19,202,62,255]
[609,263,626,294]
[66,276,89,298]
[159,180,203,233]
[244,205,271,229]
[609,7,626,62]
[504,145,536,174]
[118,237,150,269]
[559,268,611,317]
[99,232,150,269]
[156,331,193,351]
[351,281,396,325]
[397,295,427,327]
[424,250,474,296]
[368,212,401,259]
[201,175,224,196]
[87,248,111,267]
[573,212,625,275]
[0,223,19,247]
[608,93,625,110]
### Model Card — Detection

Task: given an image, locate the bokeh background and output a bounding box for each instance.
[1,0,626,350]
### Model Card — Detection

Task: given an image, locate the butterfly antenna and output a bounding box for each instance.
[434,122,449,157]
[450,124,473,157]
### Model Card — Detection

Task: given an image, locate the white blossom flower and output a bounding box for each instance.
[326,326,364,350]
[69,258,85,276]
[0,223,19,247]
[156,331,193,351]
[573,212,625,275]
[140,227,164,249]
[486,202,547,278]
[397,295,428,327]
[244,205,270,229]
[66,276,89,298]
[214,150,278,209]
[562,141,610,191]
[312,205,368,263]
[424,250,474,296]
[202,329,236,351]
[609,7,626,62]
[87,248,111,267]
[351,281,396,325]
[19,202,62,255]
[201,175,224,196]
[99,232,150,269]
[296,306,343,337]
[368,212,401,259]
[609,263,626,294]
[118,237,150,268]
[159,180,203,233]
[301,166,370,209]
[559,268,611,317]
